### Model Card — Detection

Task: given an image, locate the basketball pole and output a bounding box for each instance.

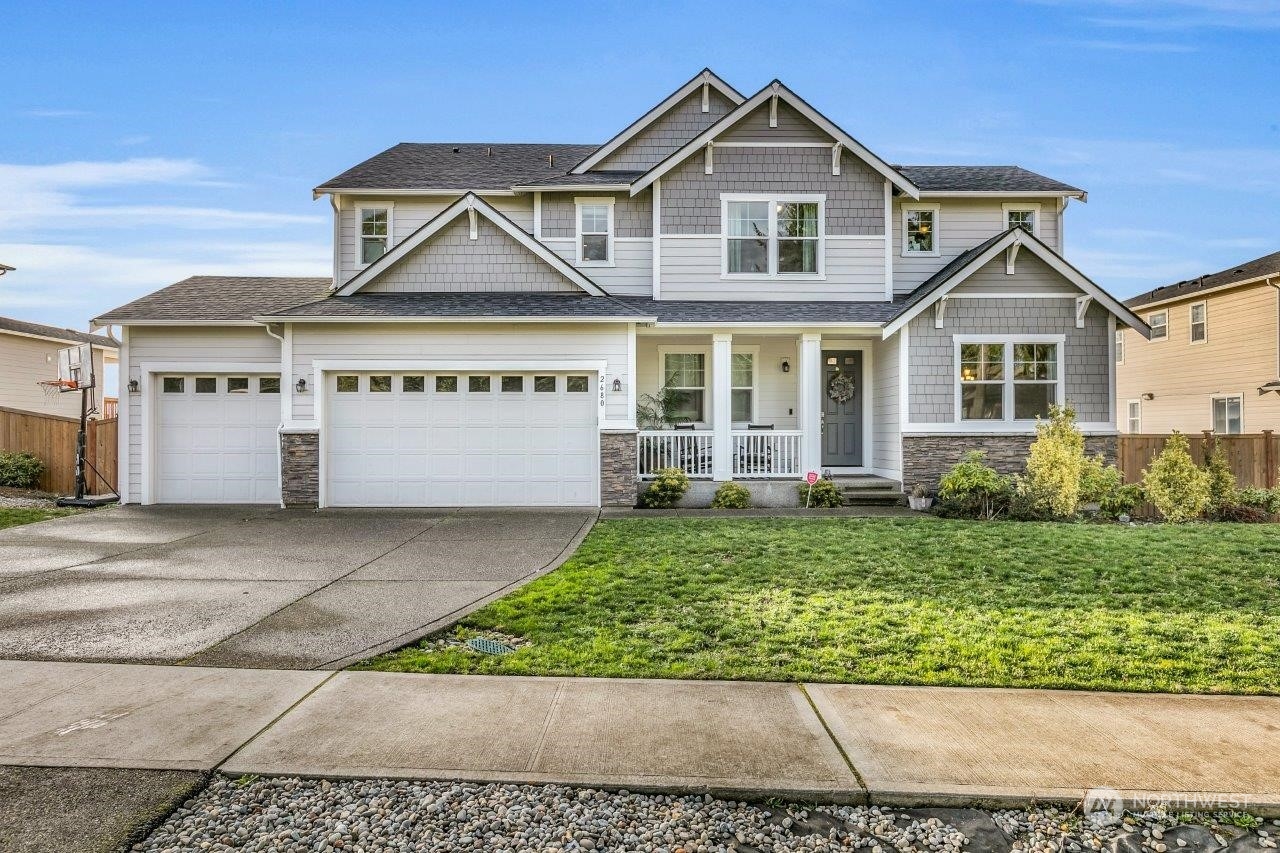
[55,377,119,509]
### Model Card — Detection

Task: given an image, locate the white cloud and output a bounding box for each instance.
[1028,0,1280,29]
[1068,38,1198,51]
[21,108,93,118]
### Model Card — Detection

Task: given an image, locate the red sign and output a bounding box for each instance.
[806,471,819,485]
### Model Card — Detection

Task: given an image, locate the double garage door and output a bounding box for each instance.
[325,370,599,507]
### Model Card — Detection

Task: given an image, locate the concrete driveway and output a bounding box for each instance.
[0,505,595,669]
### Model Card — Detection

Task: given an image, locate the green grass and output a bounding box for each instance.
[0,506,75,530]
[359,517,1280,694]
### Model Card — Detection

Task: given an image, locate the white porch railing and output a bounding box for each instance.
[637,429,803,479]
[731,430,803,478]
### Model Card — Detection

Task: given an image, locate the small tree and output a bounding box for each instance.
[938,451,1012,519]
[1142,432,1211,523]
[1204,444,1239,518]
[1020,405,1085,518]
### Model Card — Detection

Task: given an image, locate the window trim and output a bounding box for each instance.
[901,202,941,257]
[1189,301,1207,345]
[1148,310,1168,341]
[1211,393,1244,434]
[1127,399,1141,434]
[719,193,826,280]
[357,202,395,268]
[953,334,1066,424]
[574,196,615,267]
[658,346,709,425]
[1002,202,1041,237]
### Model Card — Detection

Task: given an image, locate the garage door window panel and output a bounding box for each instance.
[195,377,217,394]
[259,377,279,393]
[468,376,491,393]
[336,375,359,392]
[227,377,249,393]
[163,377,184,393]
[369,375,392,393]
[534,376,556,392]
[501,376,524,393]
[403,375,425,392]
[435,375,458,392]
[566,376,590,393]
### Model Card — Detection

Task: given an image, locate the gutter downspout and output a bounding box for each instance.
[262,322,288,508]
[1269,277,1280,380]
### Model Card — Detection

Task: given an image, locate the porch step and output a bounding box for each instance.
[831,476,904,507]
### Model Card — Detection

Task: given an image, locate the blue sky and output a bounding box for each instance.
[1,0,1277,329]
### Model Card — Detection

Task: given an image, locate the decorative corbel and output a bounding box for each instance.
[769,82,780,128]
[701,72,710,113]
[467,197,478,240]
[1005,241,1020,275]
[831,143,843,176]
[935,296,949,329]
[704,141,714,175]
[1075,295,1093,328]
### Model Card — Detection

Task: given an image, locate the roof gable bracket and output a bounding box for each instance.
[467,201,478,240]
[769,83,780,127]
[701,75,710,112]
[1006,241,1020,274]
[704,141,714,175]
[934,296,949,329]
[832,143,843,176]
[1075,295,1093,329]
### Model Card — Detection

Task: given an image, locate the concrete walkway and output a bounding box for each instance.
[2,660,1278,814]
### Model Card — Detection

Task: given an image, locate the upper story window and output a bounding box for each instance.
[1003,202,1040,237]
[901,203,940,257]
[957,336,1063,422]
[722,195,824,278]
[1115,329,1125,364]
[1149,310,1168,340]
[1189,302,1207,343]
[360,206,392,265]
[575,198,614,266]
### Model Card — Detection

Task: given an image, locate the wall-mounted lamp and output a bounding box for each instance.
[612,378,623,392]
[781,359,791,374]
[127,378,140,394]
[1141,392,1155,401]
[295,377,308,393]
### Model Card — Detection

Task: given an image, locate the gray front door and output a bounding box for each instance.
[822,350,863,467]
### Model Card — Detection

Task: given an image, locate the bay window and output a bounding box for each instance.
[957,336,1064,422]
[723,195,823,277]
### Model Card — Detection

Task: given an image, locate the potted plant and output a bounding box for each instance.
[908,482,934,511]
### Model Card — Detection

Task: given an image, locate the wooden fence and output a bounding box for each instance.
[1117,431,1278,489]
[0,406,118,495]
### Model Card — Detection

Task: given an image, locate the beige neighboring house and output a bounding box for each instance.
[0,316,118,419]
[1117,251,1280,435]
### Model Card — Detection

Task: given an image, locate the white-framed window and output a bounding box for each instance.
[1189,301,1207,344]
[901,203,940,257]
[574,197,614,266]
[358,205,393,265]
[1002,202,1041,237]
[1127,400,1141,434]
[1149,310,1168,340]
[1212,395,1243,434]
[1115,329,1125,364]
[662,351,706,423]
[955,335,1065,423]
[721,194,824,278]
[731,351,756,423]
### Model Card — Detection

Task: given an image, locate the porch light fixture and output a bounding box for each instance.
[295,377,307,393]
[127,379,140,393]
[612,378,622,392]
[781,359,791,373]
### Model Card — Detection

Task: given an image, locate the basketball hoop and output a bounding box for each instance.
[38,378,79,398]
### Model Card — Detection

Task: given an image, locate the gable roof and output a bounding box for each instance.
[628,80,920,199]
[93,276,331,325]
[1125,250,1280,310]
[0,315,116,347]
[569,68,745,175]
[896,165,1085,197]
[334,192,606,297]
[314,143,598,193]
[882,227,1149,338]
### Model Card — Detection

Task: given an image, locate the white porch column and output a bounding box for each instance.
[711,333,733,481]
[797,332,823,477]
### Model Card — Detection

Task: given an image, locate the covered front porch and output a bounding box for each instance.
[634,330,878,481]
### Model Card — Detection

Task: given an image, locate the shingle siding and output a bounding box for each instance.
[719,100,832,144]
[364,216,579,294]
[595,89,736,171]
[541,190,652,239]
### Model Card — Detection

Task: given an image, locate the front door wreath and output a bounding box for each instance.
[827,374,856,404]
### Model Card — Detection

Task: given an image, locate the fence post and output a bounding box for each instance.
[1265,430,1276,489]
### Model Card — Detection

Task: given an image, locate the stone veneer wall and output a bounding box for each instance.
[600,431,638,507]
[903,434,1117,491]
[280,432,319,507]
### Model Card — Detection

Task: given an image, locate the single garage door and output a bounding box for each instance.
[155,373,281,504]
[325,370,598,507]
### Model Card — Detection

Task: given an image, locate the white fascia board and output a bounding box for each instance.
[629,81,920,199]
[570,69,746,175]
[333,192,606,297]
[252,315,653,325]
[511,184,632,193]
[312,187,518,198]
[94,319,262,327]
[918,190,1087,200]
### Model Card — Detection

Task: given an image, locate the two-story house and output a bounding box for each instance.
[1117,251,1280,435]
[93,70,1147,507]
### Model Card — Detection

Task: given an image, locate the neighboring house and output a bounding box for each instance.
[0,316,117,419]
[1117,251,1280,435]
[93,69,1147,508]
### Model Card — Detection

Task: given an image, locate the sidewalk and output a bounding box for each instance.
[3,659,1278,815]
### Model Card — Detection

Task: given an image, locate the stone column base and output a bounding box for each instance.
[280,431,319,507]
[600,430,638,507]
[902,433,1117,490]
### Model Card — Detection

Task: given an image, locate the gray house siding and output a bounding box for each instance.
[542,190,653,239]
[660,147,884,235]
[595,89,736,171]
[719,100,833,144]
[364,216,579,293]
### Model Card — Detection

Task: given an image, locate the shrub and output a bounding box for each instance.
[1019,405,1085,518]
[710,481,752,509]
[1237,487,1280,515]
[1142,432,1211,523]
[1204,444,1240,519]
[0,452,45,489]
[938,451,1012,519]
[1079,454,1121,503]
[1100,483,1144,520]
[798,478,842,508]
[638,467,690,508]
[1214,502,1272,523]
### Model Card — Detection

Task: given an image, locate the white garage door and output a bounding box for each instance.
[155,374,281,504]
[325,371,598,507]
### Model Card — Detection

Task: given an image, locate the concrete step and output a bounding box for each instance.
[830,476,904,507]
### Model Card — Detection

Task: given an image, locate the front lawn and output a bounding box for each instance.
[360,517,1280,694]
[0,506,75,530]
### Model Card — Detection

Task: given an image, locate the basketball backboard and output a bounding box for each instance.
[56,342,94,391]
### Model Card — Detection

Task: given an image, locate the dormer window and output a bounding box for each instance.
[360,206,392,265]
[575,198,614,266]
[722,194,824,277]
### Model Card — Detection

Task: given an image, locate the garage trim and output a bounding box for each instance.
[312,359,608,508]
[138,361,283,505]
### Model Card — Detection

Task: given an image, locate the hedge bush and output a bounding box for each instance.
[0,452,45,489]
[710,481,752,509]
[1142,432,1211,523]
[937,451,1012,519]
[638,467,690,508]
[1020,405,1084,518]
[798,478,842,508]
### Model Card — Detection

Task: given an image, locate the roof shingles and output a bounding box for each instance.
[1125,251,1280,309]
[94,277,332,324]
[0,316,116,347]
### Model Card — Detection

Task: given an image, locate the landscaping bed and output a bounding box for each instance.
[361,517,1280,694]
